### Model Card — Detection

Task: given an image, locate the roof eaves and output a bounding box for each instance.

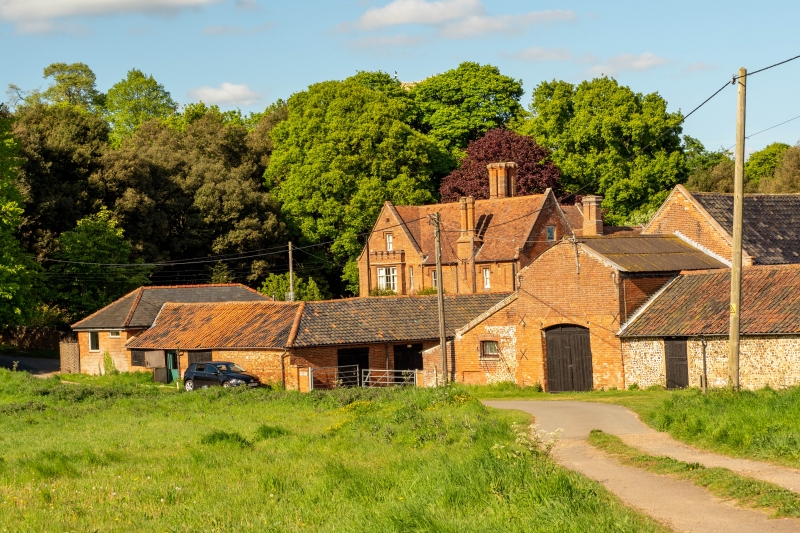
[617,276,680,337]
[287,301,305,348]
[455,293,519,338]
[578,243,629,272]
[672,230,732,267]
[71,286,141,329]
[123,287,144,327]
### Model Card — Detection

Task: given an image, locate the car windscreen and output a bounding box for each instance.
[212,363,246,373]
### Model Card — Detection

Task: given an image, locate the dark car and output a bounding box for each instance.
[183,362,260,391]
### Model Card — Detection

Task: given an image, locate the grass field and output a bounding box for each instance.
[469,383,800,468]
[0,370,667,532]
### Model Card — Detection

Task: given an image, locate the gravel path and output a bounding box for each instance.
[484,400,800,533]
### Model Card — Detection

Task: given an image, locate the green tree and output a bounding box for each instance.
[46,208,150,321]
[759,145,800,193]
[258,273,325,301]
[412,62,524,154]
[0,105,35,326]
[683,137,738,193]
[520,77,686,224]
[746,142,791,188]
[105,69,176,147]
[40,63,105,111]
[266,75,446,291]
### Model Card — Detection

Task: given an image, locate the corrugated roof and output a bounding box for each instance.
[620,265,800,337]
[72,284,267,330]
[292,293,511,347]
[580,235,726,272]
[126,301,302,349]
[693,193,800,264]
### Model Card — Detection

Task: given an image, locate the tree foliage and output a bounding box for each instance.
[105,69,176,147]
[259,272,325,301]
[521,77,686,223]
[759,145,800,193]
[412,62,524,154]
[439,128,560,202]
[40,63,105,112]
[747,142,791,188]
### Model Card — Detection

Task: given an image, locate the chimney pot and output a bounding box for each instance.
[487,162,517,199]
[582,195,603,236]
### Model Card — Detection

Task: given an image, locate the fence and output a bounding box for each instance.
[362,369,417,388]
[308,365,359,390]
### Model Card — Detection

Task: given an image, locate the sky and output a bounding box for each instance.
[1,0,799,155]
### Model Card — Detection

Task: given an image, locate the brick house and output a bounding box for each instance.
[357,162,586,297]
[644,184,800,265]
[429,235,725,390]
[125,293,507,389]
[70,284,267,375]
[620,265,800,390]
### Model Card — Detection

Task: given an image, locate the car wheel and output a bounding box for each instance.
[223,381,232,388]
[185,379,194,392]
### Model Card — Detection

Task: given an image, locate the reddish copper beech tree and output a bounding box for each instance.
[439,128,560,202]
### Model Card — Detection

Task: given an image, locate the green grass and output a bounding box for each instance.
[0,369,668,532]
[588,430,800,518]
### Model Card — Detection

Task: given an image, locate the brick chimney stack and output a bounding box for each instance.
[582,195,604,236]
[459,197,468,238]
[457,196,479,292]
[487,162,517,199]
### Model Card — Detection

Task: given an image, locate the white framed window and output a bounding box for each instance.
[481,341,500,359]
[377,267,397,291]
[409,267,414,291]
[546,225,556,241]
[109,331,121,338]
[385,233,393,251]
[483,268,491,289]
[89,332,100,352]
[431,270,438,288]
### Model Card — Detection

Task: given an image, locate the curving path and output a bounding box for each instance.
[484,400,800,533]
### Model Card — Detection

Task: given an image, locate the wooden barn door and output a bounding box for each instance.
[545,326,593,392]
[665,339,689,389]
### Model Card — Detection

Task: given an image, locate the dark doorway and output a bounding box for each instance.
[394,344,423,371]
[665,338,689,389]
[545,325,593,392]
[337,347,370,385]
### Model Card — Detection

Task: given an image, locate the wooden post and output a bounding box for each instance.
[729,67,746,390]
[432,213,448,384]
[288,241,294,301]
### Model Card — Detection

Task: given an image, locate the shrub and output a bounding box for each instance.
[369,288,396,297]
[102,352,119,376]
[255,424,288,440]
[200,430,252,448]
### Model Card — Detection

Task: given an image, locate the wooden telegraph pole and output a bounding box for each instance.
[288,241,295,302]
[729,67,747,390]
[432,213,448,384]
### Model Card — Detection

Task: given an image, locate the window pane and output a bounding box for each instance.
[109,330,120,338]
[89,332,99,351]
[409,267,414,290]
[388,267,397,291]
[386,234,393,251]
[483,268,490,289]
[377,268,386,290]
[481,341,499,356]
[546,226,555,241]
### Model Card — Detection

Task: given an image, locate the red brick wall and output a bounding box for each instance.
[78,329,146,375]
[621,276,674,322]
[209,349,286,386]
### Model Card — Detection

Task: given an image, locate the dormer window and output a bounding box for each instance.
[385,233,393,251]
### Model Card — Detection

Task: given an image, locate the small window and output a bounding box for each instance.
[109,331,121,338]
[131,350,145,367]
[481,341,499,359]
[483,268,491,289]
[385,233,393,251]
[431,270,438,288]
[546,226,556,241]
[409,267,414,291]
[89,332,99,352]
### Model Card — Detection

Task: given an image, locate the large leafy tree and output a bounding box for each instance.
[0,105,35,326]
[521,77,686,224]
[266,75,447,292]
[105,69,176,147]
[759,145,800,193]
[46,208,150,321]
[746,142,791,188]
[30,63,106,112]
[439,128,560,202]
[412,62,524,154]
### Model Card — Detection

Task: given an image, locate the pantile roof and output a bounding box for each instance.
[127,301,302,349]
[72,284,267,330]
[620,265,800,337]
[692,192,800,264]
[580,235,726,272]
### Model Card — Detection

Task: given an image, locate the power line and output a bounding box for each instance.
[735,53,800,79]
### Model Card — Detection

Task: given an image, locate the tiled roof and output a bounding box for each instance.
[580,235,726,272]
[126,301,302,349]
[560,204,583,235]
[693,192,800,264]
[620,265,800,337]
[292,293,511,347]
[393,194,547,264]
[72,284,267,330]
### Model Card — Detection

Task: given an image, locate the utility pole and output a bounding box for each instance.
[432,213,448,384]
[288,241,295,302]
[729,67,746,390]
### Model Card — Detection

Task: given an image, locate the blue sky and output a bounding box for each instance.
[2,0,799,154]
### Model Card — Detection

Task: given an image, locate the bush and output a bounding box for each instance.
[200,430,252,448]
[369,288,396,297]
[255,424,288,440]
[102,352,118,376]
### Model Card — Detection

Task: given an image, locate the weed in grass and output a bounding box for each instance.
[588,430,800,518]
[255,424,288,440]
[200,430,252,448]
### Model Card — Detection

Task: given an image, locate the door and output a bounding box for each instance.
[665,339,689,389]
[337,347,370,386]
[394,344,423,371]
[166,350,179,383]
[545,326,593,392]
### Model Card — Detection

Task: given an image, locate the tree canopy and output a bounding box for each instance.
[105,69,176,147]
[746,142,791,188]
[521,77,686,224]
[439,128,560,202]
[759,145,800,193]
[38,62,105,112]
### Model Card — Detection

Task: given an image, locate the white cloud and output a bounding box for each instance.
[506,46,572,62]
[684,61,715,73]
[439,10,575,39]
[588,52,669,76]
[0,0,221,33]
[203,22,272,35]
[354,0,483,30]
[188,82,261,106]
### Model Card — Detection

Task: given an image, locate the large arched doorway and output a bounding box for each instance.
[545,325,593,391]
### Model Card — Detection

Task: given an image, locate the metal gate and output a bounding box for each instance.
[545,325,593,392]
[665,338,689,389]
[309,365,359,390]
